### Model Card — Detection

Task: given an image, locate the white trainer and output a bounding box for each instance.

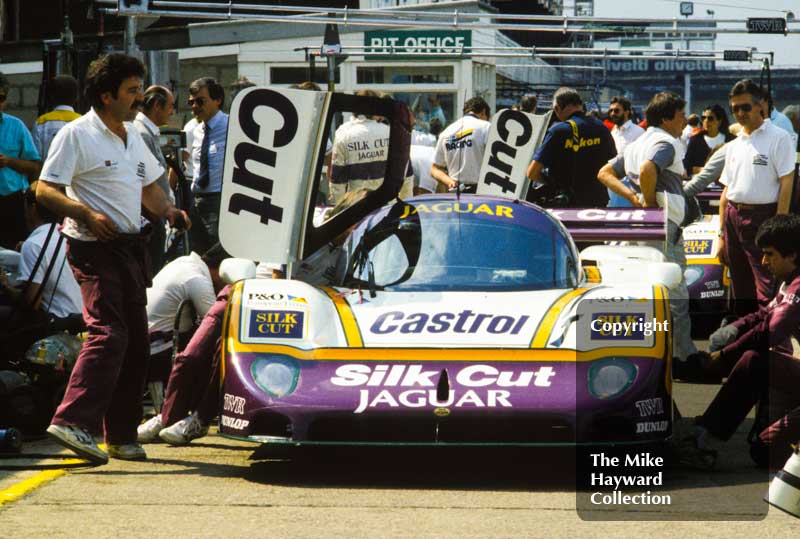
[106,443,147,461]
[137,414,164,443]
[158,413,209,445]
[46,424,108,465]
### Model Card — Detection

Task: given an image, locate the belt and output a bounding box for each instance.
[728,201,777,211]
[149,330,174,343]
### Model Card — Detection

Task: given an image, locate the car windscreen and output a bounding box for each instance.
[342,199,579,292]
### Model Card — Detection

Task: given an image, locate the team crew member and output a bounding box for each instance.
[330,89,413,203]
[597,91,697,370]
[144,245,227,410]
[134,85,177,274]
[32,75,81,160]
[0,72,41,249]
[678,215,800,468]
[189,77,228,251]
[527,87,616,208]
[137,257,257,446]
[719,79,795,315]
[17,181,82,318]
[36,53,190,464]
[430,96,492,192]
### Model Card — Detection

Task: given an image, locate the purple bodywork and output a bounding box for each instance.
[219,196,672,446]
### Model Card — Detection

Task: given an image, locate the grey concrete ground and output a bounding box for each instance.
[1,380,796,538]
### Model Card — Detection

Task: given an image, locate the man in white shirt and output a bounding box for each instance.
[719,79,795,315]
[134,85,176,274]
[145,245,227,411]
[607,96,645,207]
[17,181,82,318]
[608,96,644,155]
[36,53,190,464]
[330,89,413,202]
[430,96,492,192]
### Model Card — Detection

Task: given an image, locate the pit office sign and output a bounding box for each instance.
[364,30,472,59]
[476,109,547,200]
[219,87,327,263]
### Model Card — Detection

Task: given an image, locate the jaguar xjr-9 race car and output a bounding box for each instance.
[219,196,677,446]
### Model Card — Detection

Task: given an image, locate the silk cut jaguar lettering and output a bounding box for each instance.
[331,364,557,414]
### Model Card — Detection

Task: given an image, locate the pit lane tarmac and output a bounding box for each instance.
[0,382,797,538]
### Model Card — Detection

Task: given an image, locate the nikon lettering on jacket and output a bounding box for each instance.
[248,310,305,338]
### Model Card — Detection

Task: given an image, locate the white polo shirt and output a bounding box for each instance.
[433,114,491,185]
[720,120,795,204]
[41,108,163,240]
[610,120,645,155]
[146,252,216,354]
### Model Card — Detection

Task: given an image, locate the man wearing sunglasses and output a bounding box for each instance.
[188,77,228,251]
[0,72,42,249]
[719,79,795,316]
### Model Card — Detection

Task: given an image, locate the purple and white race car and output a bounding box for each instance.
[218,196,678,446]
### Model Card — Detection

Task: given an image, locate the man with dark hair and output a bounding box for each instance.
[188,77,228,251]
[33,75,81,160]
[229,76,256,102]
[527,87,616,207]
[718,79,794,316]
[598,91,698,374]
[430,96,491,192]
[134,85,176,274]
[0,71,41,250]
[330,89,414,202]
[607,96,645,207]
[608,96,643,155]
[519,94,538,114]
[678,214,800,468]
[36,53,190,464]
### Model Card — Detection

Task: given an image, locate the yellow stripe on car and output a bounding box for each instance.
[318,286,364,348]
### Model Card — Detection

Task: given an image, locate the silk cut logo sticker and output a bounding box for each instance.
[248,310,305,339]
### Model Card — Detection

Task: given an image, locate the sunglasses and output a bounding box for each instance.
[608,109,624,115]
[701,115,717,121]
[730,103,753,113]
[187,97,205,107]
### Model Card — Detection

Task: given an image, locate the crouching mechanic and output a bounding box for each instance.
[138,259,255,444]
[678,214,800,468]
[145,244,229,410]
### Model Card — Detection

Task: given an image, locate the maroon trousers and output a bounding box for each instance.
[160,285,230,427]
[699,349,800,465]
[52,236,151,445]
[724,203,776,316]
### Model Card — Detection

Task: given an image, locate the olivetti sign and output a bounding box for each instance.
[602,58,715,74]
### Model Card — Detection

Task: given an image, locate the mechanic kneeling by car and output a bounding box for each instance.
[676,214,800,469]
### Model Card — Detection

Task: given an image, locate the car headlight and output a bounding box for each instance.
[683,265,704,287]
[250,356,299,397]
[588,357,637,399]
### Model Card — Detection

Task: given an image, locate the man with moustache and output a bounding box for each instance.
[35,53,190,464]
